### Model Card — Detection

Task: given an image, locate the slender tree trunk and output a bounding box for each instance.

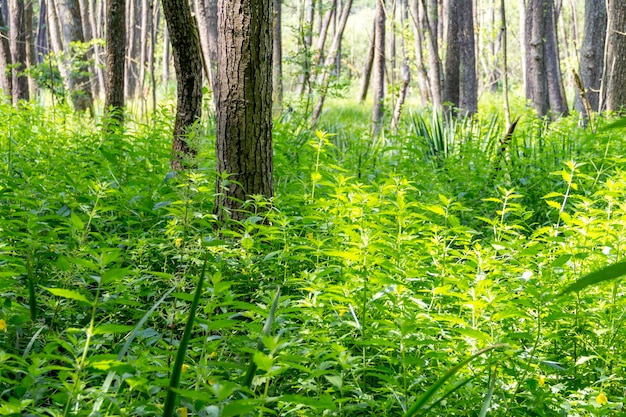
[574,0,605,115]
[161,0,203,170]
[215,0,273,223]
[161,25,170,84]
[442,0,460,112]
[296,0,315,97]
[409,0,430,104]
[89,0,106,96]
[104,0,125,123]
[391,0,410,130]
[421,0,442,109]
[194,0,214,91]
[606,0,626,112]
[310,0,352,125]
[525,0,549,117]
[272,0,282,107]
[0,9,12,96]
[125,0,138,97]
[23,0,36,97]
[371,0,385,136]
[310,5,334,80]
[500,0,511,126]
[359,18,375,102]
[35,0,47,64]
[9,0,29,103]
[138,0,151,102]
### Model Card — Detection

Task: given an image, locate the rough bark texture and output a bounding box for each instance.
[9,0,29,103]
[0,8,12,96]
[421,0,441,109]
[161,0,203,170]
[544,0,567,115]
[606,0,626,112]
[371,0,385,136]
[574,0,606,115]
[56,0,94,112]
[442,0,460,111]
[215,0,273,222]
[525,0,567,117]
[458,0,477,115]
[104,0,125,121]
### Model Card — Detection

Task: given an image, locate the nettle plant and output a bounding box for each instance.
[1,101,625,416]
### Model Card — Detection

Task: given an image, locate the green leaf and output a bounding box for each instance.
[253,351,273,372]
[43,287,91,304]
[324,375,342,390]
[102,268,131,284]
[560,261,626,295]
[279,394,336,410]
[93,324,134,335]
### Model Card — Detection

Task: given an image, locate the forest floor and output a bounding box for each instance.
[1,98,625,416]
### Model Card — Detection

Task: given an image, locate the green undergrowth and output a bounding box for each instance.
[1,100,625,416]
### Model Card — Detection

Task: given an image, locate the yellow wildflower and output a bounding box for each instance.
[176,407,188,417]
[596,392,608,405]
[538,375,545,387]
[208,351,217,359]
[174,238,183,248]
[0,319,6,332]
[181,364,189,374]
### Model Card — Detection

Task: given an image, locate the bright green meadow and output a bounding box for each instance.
[1,98,625,416]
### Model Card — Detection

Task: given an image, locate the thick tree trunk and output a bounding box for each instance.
[458,0,477,115]
[35,0,46,64]
[574,0,605,115]
[161,0,203,170]
[0,8,12,96]
[525,0,549,117]
[104,0,125,122]
[371,0,385,136]
[9,0,28,103]
[57,0,94,112]
[442,0,460,111]
[215,0,273,223]
[605,0,626,112]
[544,1,567,115]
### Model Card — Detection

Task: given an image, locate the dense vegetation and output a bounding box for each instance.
[1,97,625,416]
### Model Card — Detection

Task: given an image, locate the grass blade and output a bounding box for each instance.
[560,261,626,295]
[162,252,210,417]
[404,344,507,417]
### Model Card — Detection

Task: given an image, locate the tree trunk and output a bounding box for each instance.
[310,0,352,125]
[89,0,106,96]
[23,0,36,97]
[371,0,385,136]
[544,1,567,115]
[161,25,170,84]
[35,0,47,64]
[215,0,273,223]
[161,0,203,170]
[525,0,549,117]
[125,0,138,97]
[9,0,28,103]
[272,0,282,108]
[104,0,125,123]
[56,0,94,112]
[358,18,375,102]
[442,0,460,112]
[574,0,605,115]
[0,8,12,96]
[391,0,410,130]
[458,0,477,115]
[605,0,626,112]
[194,0,214,91]
[421,0,442,109]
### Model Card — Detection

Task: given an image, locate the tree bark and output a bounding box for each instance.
[161,0,203,170]
[0,7,12,96]
[194,0,214,92]
[104,0,125,123]
[371,0,385,136]
[391,0,410,130]
[358,18,375,102]
[544,1,567,115]
[420,0,442,109]
[215,0,273,223]
[56,0,94,112]
[605,0,626,112]
[9,0,29,103]
[458,0,477,115]
[574,0,605,115]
